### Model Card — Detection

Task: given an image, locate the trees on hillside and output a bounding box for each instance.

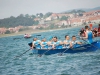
[65,9,85,14]
[44,12,52,18]
[60,16,68,21]
[0,9,85,28]
[0,14,35,27]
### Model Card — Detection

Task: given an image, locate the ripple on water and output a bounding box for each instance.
[0,26,100,75]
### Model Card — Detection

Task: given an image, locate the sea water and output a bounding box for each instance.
[0,26,100,75]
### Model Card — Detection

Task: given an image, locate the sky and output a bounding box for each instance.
[0,0,100,19]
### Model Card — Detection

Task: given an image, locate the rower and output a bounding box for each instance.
[52,36,63,49]
[81,26,94,44]
[40,38,48,49]
[63,35,70,48]
[47,36,53,49]
[70,36,82,48]
[31,37,41,49]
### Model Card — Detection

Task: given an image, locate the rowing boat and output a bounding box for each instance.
[28,41,100,55]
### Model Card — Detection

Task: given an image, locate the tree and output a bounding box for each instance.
[0,14,35,27]
[77,10,85,13]
[34,21,39,25]
[36,13,40,17]
[49,24,54,29]
[5,30,10,34]
[25,14,30,18]
[60,16,68,21]
[31,15,36,19]
[18,14,24,17]
[44,12,52,18]
[10,16,15,18]
[40,13,43,18]
[70,10,77,13]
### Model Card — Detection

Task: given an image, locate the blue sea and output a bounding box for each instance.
[0,26,100,75]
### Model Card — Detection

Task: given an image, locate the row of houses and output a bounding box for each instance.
[35,10,100,27]
[53,10,100,27]
[54,15,100,27]
[0,26,23,34]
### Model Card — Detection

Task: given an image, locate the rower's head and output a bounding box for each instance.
[33,37,37,41]
[65,35,70,40]
[42,38,46,42]
[85,26,89,29]
[53,36,58,42]
[80,33,85,37]
[49,36,53,41]
[72,36,76,41]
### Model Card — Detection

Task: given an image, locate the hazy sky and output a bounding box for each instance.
[0,0,100,19]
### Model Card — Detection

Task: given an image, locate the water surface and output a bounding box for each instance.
[0,26,100,75]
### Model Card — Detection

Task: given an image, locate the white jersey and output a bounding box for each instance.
[64,40,70,44]
[63,40,70,48]
[71,40,78,45]
[33,40,41,45]
[52,41,61,46]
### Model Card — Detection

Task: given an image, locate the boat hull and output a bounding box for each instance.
[30,41,100,55]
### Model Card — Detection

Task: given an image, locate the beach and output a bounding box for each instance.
[0,24,99,38]
[0,25,83,38]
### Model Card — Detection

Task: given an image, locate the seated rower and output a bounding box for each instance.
[40,38,48,49]
[63,35,70,48]
[47,36,53,49]
[52,36,63,49]
[70,36,82,48]
[31,37,41,49]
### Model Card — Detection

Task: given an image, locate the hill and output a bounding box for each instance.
[82,6,100,12]
[62,6,100,13]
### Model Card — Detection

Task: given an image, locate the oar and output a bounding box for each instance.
[58,48,69,56]
[14,49,30,59]
[81,39,100,50]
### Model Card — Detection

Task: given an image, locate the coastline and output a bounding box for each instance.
[0,24,97,38]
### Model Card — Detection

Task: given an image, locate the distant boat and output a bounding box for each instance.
[24,34,32,38]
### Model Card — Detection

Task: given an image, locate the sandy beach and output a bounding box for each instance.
[0,24,98,38]
[0,28,69,38]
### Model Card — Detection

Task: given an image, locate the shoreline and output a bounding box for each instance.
[0,24,98,38]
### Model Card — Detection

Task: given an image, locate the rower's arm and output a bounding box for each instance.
[92,33,94,38]
[40,42,44,47]
[31,42,35,49]
[77,42,82,45]
[60,41,63,45]
[83,32,88,39]
[63,41,68,45]
[69,42,73,48]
